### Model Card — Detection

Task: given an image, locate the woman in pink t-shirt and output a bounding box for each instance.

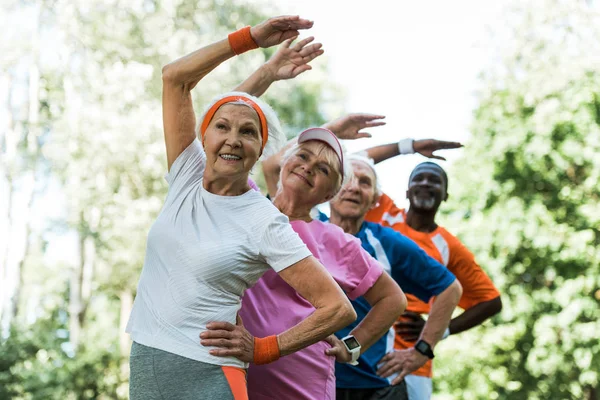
[208,127,407,399]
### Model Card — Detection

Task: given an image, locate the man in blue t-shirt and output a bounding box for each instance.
[322,154,462,400]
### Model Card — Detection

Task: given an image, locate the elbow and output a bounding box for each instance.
[332,298,357,330]
[451,280,463,304]
[396,291,408,316]
[490,296,503,316]
[161,63,180,84]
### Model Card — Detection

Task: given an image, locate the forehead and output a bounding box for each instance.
[410,166,445,182]
[213,103,260,124]
[351,160,375,180]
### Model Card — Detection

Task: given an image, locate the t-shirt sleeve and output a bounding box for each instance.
[258,213,312,273]
[327,232,384,301]
[447,235,500,310]
[164,139,206,193]
[386,230,456,303]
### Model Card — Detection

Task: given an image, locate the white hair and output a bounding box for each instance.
[347,152,383,198]
[197,91,287,160]
[280,139,353,196]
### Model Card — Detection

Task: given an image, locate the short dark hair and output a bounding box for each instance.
[409,162,449,191]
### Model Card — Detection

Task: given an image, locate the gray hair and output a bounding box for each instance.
[197,91,286,160]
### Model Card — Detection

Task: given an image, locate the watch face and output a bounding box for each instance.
[416,341,429,353]
[343,336,360,350]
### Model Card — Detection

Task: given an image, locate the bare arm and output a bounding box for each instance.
[162,39,234,170]
[449,296,502,335]
[419,280,462,348]
[200,256,356,362]
[276,256,357,356]
[366,139,464,165]
[351,273,406,352]
[235,36,323,97]
[161,15,314,170]
[378,279,462,384]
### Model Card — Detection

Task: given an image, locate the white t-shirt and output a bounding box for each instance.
[126,139,312,368]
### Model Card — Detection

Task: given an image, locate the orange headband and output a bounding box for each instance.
[200,96,269,152]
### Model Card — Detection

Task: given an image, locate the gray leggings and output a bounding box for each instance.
[129,342,247,400]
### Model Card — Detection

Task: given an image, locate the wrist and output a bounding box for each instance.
[414,339,435,359]
[397,138,415,155]
[262,62,280,82]
[229,26,259,55]
[253,335,281,365]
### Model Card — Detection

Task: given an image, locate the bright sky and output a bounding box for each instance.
[274,0,505,207]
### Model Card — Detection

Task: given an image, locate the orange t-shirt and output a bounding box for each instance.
[365,193,500,377]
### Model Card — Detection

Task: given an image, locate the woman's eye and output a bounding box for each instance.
[298,154,307,160]
[320,167,329,175]
[216,123,227,130]
[243,129,256,136]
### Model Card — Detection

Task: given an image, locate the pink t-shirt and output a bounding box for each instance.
[240,219,384,400]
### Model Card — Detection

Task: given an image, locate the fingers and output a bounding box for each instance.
[377,360,399,378]
[363,121,386,128]
[280,30,300,42]
[356,132,373,139]
[429,154,446,161]
[280,37,297,49]
[291,65,312,78]
[299,43,323,58]
[200,329,233,340]
[292,36,315,51]
[379,352,394,363]
[392,372,407,386]
[206,321,236,331]
[236,313,244,326]
[352,113,386,121]
[271,16,314,31]
[324,335,337,346]
[209,348,245,357]
[201,338,235,348]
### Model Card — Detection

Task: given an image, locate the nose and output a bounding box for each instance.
[225,131,242,148]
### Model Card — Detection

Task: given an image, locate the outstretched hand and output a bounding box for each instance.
[265,36,324,81]
[413,139,463,160]
[200,314,254,363]
[322,113,386,140]
[251,15,314,48]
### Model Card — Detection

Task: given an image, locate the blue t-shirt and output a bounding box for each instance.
[318,213,456,389]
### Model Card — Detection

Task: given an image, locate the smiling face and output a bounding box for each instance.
[330,160,378,220]
[406,164,448,212]
[202,104,263,178]
[280,141,342,207]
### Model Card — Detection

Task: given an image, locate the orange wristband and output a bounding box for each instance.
[253,335,280,365]
[228,26,259,55]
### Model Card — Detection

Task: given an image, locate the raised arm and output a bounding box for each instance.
[365,139,464,164]
[161,15,313,170]
[235,36,324,97]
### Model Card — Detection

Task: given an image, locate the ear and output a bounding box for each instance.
[369,192,381,210]
[443,191,449,202]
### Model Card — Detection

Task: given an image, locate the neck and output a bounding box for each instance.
[202,169,249,196]
[406,206,438,233]
[272,189,314,222]
[329,210,364,236]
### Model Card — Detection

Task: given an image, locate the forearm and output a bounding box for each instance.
[162,39,234,88]
[448,296,502,335]
[234,64,277,97]
[277,303,356,357]
[364,143,400,164]
[419,281,462,348]
[351,295,405,353]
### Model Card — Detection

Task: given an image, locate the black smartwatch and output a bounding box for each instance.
[414,340,435,359]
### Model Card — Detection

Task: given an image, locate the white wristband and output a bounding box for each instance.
[442,327,451,340]
[398,138,415,155]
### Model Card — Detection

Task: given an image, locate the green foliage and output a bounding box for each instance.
[0,309,126,400]
[434,2,600,399]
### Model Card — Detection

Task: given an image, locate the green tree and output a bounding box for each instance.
[434,1,600,399]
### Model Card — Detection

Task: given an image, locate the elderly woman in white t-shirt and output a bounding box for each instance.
[126,16,356,400]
